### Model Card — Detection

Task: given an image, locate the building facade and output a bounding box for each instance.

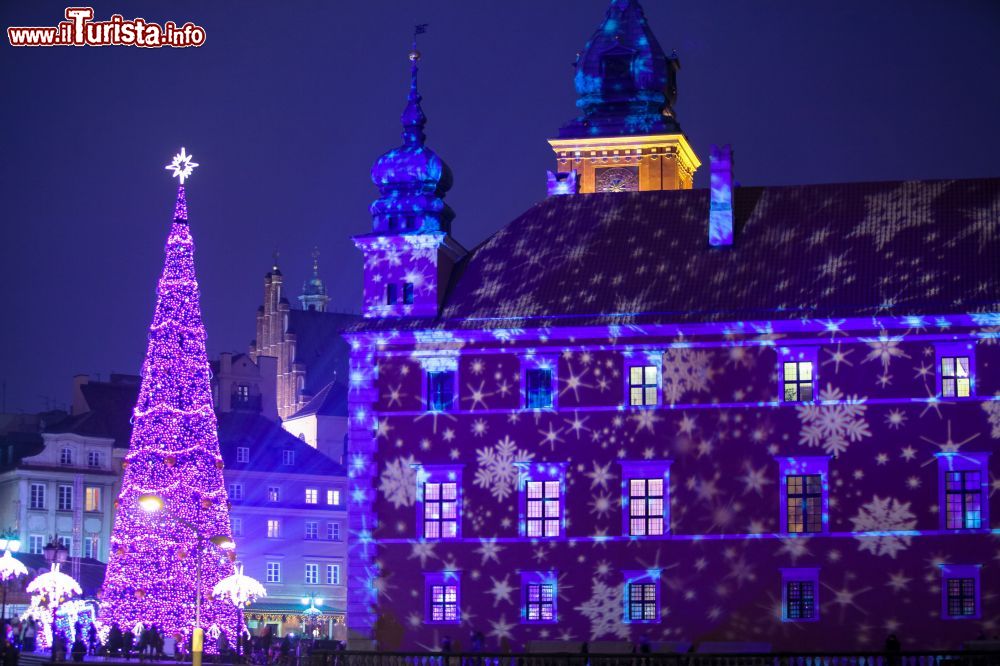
[344,0,1000,652]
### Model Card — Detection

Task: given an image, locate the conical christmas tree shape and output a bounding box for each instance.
[99,168,238,645]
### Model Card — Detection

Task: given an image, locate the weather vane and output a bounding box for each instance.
[164,147,199,185]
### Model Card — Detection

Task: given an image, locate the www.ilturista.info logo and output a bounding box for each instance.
[7,7,206,48]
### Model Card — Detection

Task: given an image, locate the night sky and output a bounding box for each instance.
[2,1,998,414]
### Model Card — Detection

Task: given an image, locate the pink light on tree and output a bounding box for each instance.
[98,149,238,651]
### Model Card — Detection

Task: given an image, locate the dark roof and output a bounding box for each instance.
[12,555,107,597]
[286,311,360,396]
[287,381,348,419]
[0,431,44,473]
[47,377,138,445]
[216,411,344,476]
[351,178,1000,331]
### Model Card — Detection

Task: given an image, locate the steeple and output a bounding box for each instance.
[547,0,700,194]
[299,247,331,312]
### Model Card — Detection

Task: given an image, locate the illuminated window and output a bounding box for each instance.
[628,365,658,406]
[266,519,280,538]
[327,489,341,506]
[268,486,280,502]
[305,521,318,540]
[941,565,980,619]
[623,570,661,623]
[425,573,460,624]
[266,562,281,584]
[526,368,554,409]
[427,371,455,411]
[282,450,295,466]
[328,522,341,541]
[87,451,101,468]
[58,484,73,511]
[941,356,971,398]
[938,453,989,531]
[30,483,45,510]
[305,563,319,585]
[236,447,249,463]
[60,447,73,465]
[526,583,555,622]
[228,483,243,501]
[386,284,397,305]
[781,568,820,622]
[84,487,101,512]
[327,564,341,585]
[629,479,665,536]
[403,283,414,305]
[28,535,44,555]
[305,488,318,504]
[786,475,823,533]
[783,361,814,402]
[424,482,458,539]
[526,481,561,538]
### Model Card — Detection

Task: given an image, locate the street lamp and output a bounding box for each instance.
[301,595,324,639]
[139,493,235,666]
[0,534,27,626]
[42,540,69,566]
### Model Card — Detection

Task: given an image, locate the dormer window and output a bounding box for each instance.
[60,448,73,466]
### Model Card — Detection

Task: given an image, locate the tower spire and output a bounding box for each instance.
[401,25,429,146]
[299,246,330,312]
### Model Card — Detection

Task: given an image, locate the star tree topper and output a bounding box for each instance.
[164,147,199,184]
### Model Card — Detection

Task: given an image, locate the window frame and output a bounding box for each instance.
[519,571,558,624]
[327,489,341,506]
[777,457,829,535]
[622,570,661,624]
[282,450,295,466]
[520,355,558,410]
[305,563,319,585]
[236,447,249,463]
[84,486,102,513]
[305,488,318,505]
[935,341,976,399]
[426,370,457,412]
[87,451,101,468]
[266,519,281,539]
[936,452,990,531]
[304,521,319,540]
[231,516,243,537]
[618,460,672,538]
[781,568,820,623]
[940,564,981,620]
[60,447,73,466]
[267,486,281,503]
[57,484,73,512]
[266,561,281,584]
[228,483,244,501]
[415,464,464,540]
[517,462,567,540]
[328,522,341,541]
[424,571,461,625]
[624,355,661,408]
[29,483,46,510]
[778,346,818,403]
[327,563,341,586]
[28,535,44,555]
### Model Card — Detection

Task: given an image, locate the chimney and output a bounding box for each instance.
[71,374,90,416]
[709,144,734,247]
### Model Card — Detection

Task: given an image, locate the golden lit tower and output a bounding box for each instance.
[548,0,700,194]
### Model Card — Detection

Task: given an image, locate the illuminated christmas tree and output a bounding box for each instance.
[99,150,238,650]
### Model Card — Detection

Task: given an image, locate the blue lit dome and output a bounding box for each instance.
[370,51,454,234]
[560,0,682,138]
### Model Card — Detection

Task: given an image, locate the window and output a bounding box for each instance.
[236,447,249,463]
[778,457,829,534]
[941,564,980,619]
[231,517,243,537]
[424,572,460,624]
[266,562,281,584]
[58,536,72,554]
[228,483,244,501]
[327,564,341,586]
[29,535,44,555]
[427,371,455,411]
[267,519,280,538]
[235,384,250,402]
[268,486,280,502]
[941,356,971,398]
[629,479,665,536]
[29,483,45,510]
[305,521,318,540]
[782,361,814,402]
[424,482,458,539]
[386,284,397,305]
[87,451,101,468]
[304,488,318,504]
[84,535,99,560]
[328,522,341,541]
[305,563,319,585]
[520,574,557,624]
[781,568,820,622]
[58,484,73,511]
[628,365,658,406]
[526,481,561,538]
[84,486,101,512]
[525,368,554,409]
[327,489,341,506]
[937,452,989,531]
[282,450,295,466]
[60,447,73,465]
[623,570,661,623]
[403,283,414,305]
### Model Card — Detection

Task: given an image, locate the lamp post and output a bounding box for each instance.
[139,493,235,666]
[0,534,27,627]
[301,595,324,640]
[212,563,266,663]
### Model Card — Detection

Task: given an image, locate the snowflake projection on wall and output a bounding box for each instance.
[661,348,714,405]
[849,495,917,558]
[984,397,1000,439]
[860,331,910,371]
[474,436,533,501]
[797,384,871,456]
[379,455,418,508]
[574,579,629,640]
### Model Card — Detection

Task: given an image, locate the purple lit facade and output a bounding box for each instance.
[344,1,1000,652]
